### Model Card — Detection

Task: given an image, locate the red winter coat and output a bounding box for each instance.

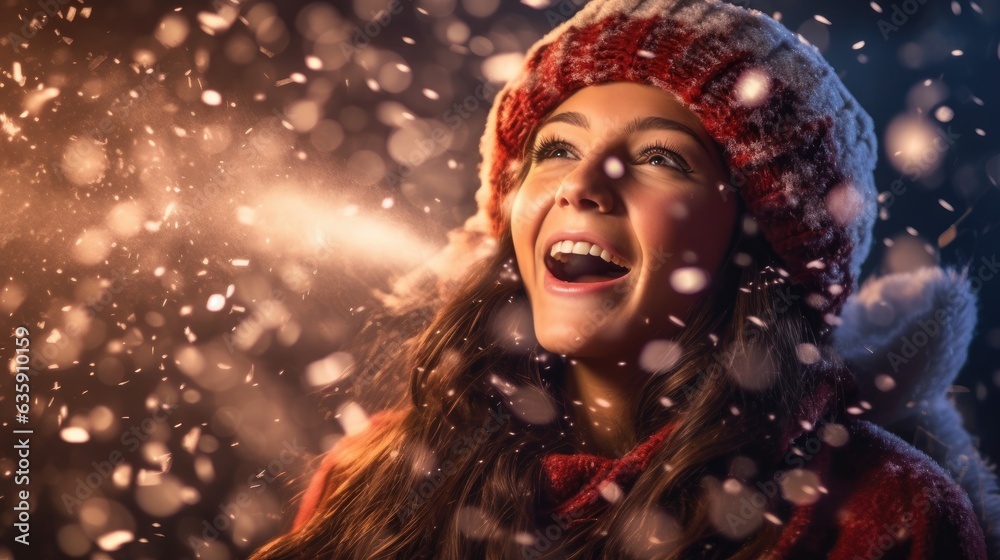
[290,410,987,559]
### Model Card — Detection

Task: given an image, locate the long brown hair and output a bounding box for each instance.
[249,211,843,558]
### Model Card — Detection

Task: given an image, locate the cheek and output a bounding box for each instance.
[509,191,538,277]
[510,169,565,227]
[631,195,691,252]
[674,197,738,279]
[633,193,734,274]
[510,178,553,242]
[512,235,533,280]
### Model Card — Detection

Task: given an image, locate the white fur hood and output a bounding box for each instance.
[832,264,999,556]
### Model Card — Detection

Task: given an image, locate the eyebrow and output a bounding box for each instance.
[536,111,714,159]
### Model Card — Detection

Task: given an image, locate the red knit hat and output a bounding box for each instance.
[466,0,878,320]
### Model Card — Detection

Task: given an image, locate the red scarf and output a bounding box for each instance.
[538,420,679,529]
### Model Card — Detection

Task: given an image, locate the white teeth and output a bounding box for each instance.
[548,240,628,269]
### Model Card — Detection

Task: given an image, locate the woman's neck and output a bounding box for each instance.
[563,357,647,458]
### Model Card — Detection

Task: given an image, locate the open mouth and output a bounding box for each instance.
[544,240,630,283]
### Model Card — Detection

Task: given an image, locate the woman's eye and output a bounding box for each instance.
[636,144,693,174]
[529,137,693,174]
[529,137,574,163]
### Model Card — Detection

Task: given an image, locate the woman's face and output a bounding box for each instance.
[509,82,739,361]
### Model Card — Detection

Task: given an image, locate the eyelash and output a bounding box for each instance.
[528,135,694,174]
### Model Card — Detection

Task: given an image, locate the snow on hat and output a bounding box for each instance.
[467,0,878,320]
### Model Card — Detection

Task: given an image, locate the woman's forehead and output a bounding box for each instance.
[545,83,704,129]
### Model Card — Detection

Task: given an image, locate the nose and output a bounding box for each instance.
[554,154,616,214]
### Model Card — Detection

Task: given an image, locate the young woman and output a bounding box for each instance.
[251,0,993,558]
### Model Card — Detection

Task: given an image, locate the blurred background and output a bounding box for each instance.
[0,0,998,558]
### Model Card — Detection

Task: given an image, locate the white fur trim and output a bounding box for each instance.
[833,265,999,556]
[833,266,978,426]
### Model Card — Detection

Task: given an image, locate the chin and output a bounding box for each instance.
[535,329,589,357]
[535,326,625,360]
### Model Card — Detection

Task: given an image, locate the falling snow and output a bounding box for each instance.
[1,1,997,559]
